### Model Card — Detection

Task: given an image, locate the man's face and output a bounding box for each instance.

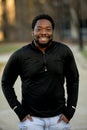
[32,19,53,47]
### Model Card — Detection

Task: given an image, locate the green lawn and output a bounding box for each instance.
[0,62,5,72]
[0,43,26,54]
[0,43,27,72]
[81,48,87,59]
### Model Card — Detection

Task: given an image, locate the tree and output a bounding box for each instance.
[69,0,83,50]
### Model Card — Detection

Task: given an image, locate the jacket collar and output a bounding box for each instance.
[31,40,55,52]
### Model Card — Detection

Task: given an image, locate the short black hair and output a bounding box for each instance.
[32,14,55,30]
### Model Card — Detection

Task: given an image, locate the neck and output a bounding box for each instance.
[34,40,47,52]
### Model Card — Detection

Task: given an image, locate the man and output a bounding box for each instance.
[1,14,79,130]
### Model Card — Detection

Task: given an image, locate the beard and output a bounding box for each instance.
[34,36,53,48]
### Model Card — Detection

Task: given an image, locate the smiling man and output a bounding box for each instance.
[33,18,53,48]
[1,14,79,130]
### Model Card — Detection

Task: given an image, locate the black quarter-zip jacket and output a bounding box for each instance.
[1,41,79,121]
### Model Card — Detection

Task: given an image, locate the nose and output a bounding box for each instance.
[41,29,47,34]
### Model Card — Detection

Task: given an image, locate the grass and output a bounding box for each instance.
[0,43,26,54]
[0,62,5,73]
[0,43,27,72]
[81,48,87,59]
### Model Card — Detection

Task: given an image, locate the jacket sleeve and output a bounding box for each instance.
[1,52,28,121]
[63,47,79,120]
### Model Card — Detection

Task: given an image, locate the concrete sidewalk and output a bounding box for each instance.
[68,45,87,130]
[0,53,11,63]
[0,45,87,130]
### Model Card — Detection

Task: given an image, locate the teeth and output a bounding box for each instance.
[40,37,47,40]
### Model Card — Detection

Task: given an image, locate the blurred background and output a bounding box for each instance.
[0,0,87,49]
[0,0,87,130]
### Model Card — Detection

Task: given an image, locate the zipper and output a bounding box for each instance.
[42,51,47,72]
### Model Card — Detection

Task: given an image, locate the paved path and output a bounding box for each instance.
[0,54,11,63]
[68,45,87,130]
[0,45,87,130]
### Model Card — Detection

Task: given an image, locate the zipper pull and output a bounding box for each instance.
[44,66,47,72]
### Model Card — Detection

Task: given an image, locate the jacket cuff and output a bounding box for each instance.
[13,104,29,121]
[63,106,75,120]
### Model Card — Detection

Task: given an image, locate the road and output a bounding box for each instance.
[0,45,87,130]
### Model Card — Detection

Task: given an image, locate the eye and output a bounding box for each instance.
[35,27,42,32]
[37,28,41,31]
[46,28,52,31]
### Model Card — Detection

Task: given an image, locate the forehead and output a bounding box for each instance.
[35,19,52,28]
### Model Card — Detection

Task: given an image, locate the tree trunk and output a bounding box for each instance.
[69,0,83,50]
